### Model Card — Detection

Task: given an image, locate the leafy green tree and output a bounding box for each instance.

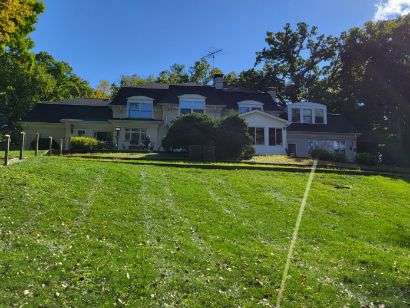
[254,22,339,101]
[162,113,217,150]
[92,80,112,99]
[120,74,157,87]
[158,63,190,84]
[0,0,44,52]
[216,115,253,160]
[337,14,410,162]
[34,51,94,100]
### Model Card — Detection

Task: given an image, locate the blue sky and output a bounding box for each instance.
[31,0,385,87]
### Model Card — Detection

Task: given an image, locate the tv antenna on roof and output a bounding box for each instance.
[201,47,223,69]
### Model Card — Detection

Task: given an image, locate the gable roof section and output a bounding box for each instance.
[21,104,112,123]
[111,85,278,110]
[287,114,358,134]
[239,109,288,123]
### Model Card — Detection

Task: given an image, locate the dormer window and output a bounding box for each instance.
[288,102,327,125]
[303,109,313,124]
[179,94,206,115]
[238,101,264,113]
[180,100,205,114]
[127,96,154,119]
[292,108,301,123]
[315,109,324,124]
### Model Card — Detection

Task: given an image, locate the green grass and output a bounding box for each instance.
[0,157,409,306]
[0,150,46,160]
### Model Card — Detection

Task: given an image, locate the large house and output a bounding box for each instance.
[20,74,359,160]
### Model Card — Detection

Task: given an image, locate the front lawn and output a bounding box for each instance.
[0,157,409,306]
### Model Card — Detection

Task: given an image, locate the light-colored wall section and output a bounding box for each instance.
[20,122,66,148]
[206,105,225,118]
[287,132,357,161]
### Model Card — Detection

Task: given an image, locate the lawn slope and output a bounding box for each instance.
[0,157,409,306]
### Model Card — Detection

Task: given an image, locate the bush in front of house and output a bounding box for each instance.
[162,113,255,161]
[356,152,379,165]
[70,136,103,153]
[215,115,254,160]
[310,148,334,161]
[310,148,347,162]
[162,113,217,151]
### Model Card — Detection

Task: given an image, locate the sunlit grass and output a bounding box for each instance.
[0,157,408,306]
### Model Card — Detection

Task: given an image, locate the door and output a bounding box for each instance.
[288,144,296,156]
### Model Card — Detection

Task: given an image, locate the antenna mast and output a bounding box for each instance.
[201,48,223,69]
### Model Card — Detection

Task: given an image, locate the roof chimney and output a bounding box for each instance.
[213,73,224,89]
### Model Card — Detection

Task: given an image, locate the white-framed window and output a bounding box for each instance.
[307,140,346,154]
[315,109,325,124]
[292,108,301,123]
[238,101,264,114]
[248,127,264,145]
[303,109,313,124]
[76,129,86,136]
[269,128,282,146]
[128,102,153,119]
[179,100,205,115]
[124,128,147,145]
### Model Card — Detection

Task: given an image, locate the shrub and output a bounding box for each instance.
[162,113,216,151]
[70,136,103,153]
[216,115,253,160]
[241,144,256,160]
[310,148,333,161]
[332,152,347,163]
[30,138,59,150]
[356,152,379,165]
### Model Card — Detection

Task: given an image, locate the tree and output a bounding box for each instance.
[162,113,216,150]
[92,80,112,99]
[34,51,94,100]
[120,74,156,87]
[0,0,44,52]
[216,115,253,160]
[337,14,410,162]
[158,63,190,84]
[255,22,339,102]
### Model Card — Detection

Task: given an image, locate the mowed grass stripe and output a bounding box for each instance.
[0,157,409,306]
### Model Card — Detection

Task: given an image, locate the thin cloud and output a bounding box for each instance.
[374,0,410,20]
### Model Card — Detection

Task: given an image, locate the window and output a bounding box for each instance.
[179,100,205,114]
[303,108,313,124]
[248,127,265,145]
[128,102,153,119]
[125,128,147,145]
[94,132,111,142]
[238,101,263,113]
[77,129,86,136]
[292,108,300,123]
[269,128,282,146]
[239,106,262,113]
[315,109,324,124]
[307,140,345,154]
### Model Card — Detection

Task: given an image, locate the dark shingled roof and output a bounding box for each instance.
[22,104,112,123]
[287,114,358,134]
[111,85,278,110]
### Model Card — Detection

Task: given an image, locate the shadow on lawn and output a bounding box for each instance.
[65,156,410,181]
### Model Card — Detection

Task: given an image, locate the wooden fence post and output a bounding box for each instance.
[35,133,39,156]
[48,136,53,155]
[3,134,10,166]
[59,138,64,155]
[19,131,25,160]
